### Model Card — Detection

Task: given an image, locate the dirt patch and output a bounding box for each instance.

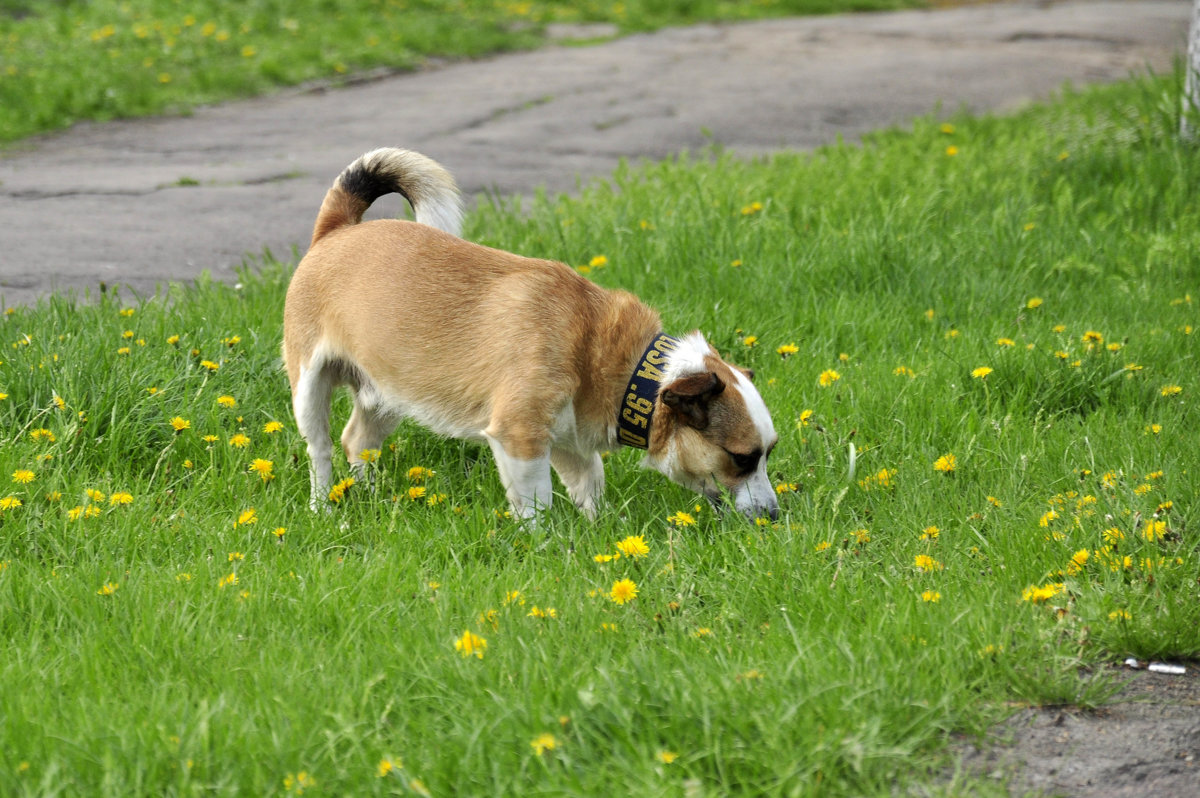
[957,664,1200,797]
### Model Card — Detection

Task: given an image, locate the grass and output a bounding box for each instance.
[1,71,1198,796]
[0,0,921,145]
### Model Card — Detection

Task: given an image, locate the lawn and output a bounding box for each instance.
[0,71,1197,795]
[0,0,921,144]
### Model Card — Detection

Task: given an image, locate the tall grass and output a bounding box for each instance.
[0,72,1196,796]
[0,0,920,144]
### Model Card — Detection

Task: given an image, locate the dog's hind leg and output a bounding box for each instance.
[293,362,336,510]
[341,389,399,487]
[484,433,553,522]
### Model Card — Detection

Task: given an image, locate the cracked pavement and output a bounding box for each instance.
[0,0,1190,308]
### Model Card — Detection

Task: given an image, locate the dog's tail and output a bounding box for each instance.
[310,148,465,246]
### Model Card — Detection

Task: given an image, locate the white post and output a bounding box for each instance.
[1185,0,1200,140]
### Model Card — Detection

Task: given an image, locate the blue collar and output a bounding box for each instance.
[616,333,679,449]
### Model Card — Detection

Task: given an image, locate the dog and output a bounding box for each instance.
[283,148,779,521]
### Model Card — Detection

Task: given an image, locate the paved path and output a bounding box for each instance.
[0,0,1189,308]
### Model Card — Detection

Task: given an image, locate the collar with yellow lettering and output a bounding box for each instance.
[616,333,679,449]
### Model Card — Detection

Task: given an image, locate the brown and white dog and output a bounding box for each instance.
[283,148,779,521]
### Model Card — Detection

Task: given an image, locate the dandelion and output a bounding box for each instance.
[528,606,557,619]
[740,201,764,215]
[893,366,915,378]
[971,366,993,379]
[407,466,435,482]
[406,486,426,501]
[504,590,525,606]
[199,360,220,372]
[594,553,619,564]
[1026,297,1043,309]
[1160,384,1182,397]
[167,334,180,345]
[615,535,649,559]
[945,145,959,156]
[996,338,1014,348]
[1108,609,1131,621]
[0,496,23,510]
[12,469,34,484]
[1021,583,1063,603]
[921,590,941,603]
[97,582,119,596]
[775,481,798,494]
[920,525,939,541]
[589,255,608,268]
[853,528,870,544]
[814,541,832,553]
[454,630,487,659]
[86,489,105,503]
[235,508,257,526]
[694,627,713,638]
[932,453,956,473]
[282,771,314,794]
[818,369,840,387]
[531,733,557,756]
[1066,549,1090,575]
[742,335,758,347]
[796,409,814,427]
[667,510,695,527]
[229,433,250,448]
[109,491,133,506]
[914,555,943,572]
[218,573,238,589]
[657,750,679,764]
[359,449,380,463]
[609,578,638,605]
[1038,509,1058,528]
[216,395,236,408]
[263,420,284,434]
[1141,519,1167,542]
[776,343,798,357]
[377,757,401,777]
[249,459,274,482]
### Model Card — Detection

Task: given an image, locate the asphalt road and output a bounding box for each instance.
[0,0,1190,308]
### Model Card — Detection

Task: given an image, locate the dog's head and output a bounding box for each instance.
[645,333,779,521]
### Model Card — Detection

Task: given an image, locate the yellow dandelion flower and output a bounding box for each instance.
[377,757,402,777]
[589,255,608,268]
[109,491,133,506]
[945,145,959,156]
[893,366,915,378]
[97,582,119,596]
[0,496,23,510]
[921,590,941,602]
[407,486,427,501]
[932,453,956,473]
[742,335,758,347]
[199,360,220,372]
[169,416,191,431]
[86,489,105,503]
[528,606,558,619]
[996,338,1015,348]
[972,366,993,379]
[504,590,525,606]
[914,554,943,572]
[1108,609,1131,621]
[218,572,238,589]
[667,510,695,527]
[657,750,679,764]
[776,342,799,357]
[814,541,832,553]
[1141,519,1167,541]
[797,409,814,428]
[818,369,840,387]
[531,732,557,755]
[235,508,257,526]
[12,469,35,484]
[1021,582,1063,603]
[263,420,284,434]
[615,535,649,559]
[920,525,939,541]
[216,395,236,408]
[594,553,620,563]
[454,629,487,659]
[30,428,55,442]
[228,433,250,448]
[359,449,380,463]
[1160,384,1182,397]
[407,466,435,482]
[1026,297,1043,309]
[609,578,638,605]
[249,459,274,482]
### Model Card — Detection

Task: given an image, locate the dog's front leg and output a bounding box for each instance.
[551,449,604,520]
[485,433,553,522]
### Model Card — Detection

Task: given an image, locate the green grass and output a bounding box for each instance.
[1,72,1197,796]
[0,0,920,145]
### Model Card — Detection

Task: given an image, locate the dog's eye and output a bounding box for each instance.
[726,448,761,476]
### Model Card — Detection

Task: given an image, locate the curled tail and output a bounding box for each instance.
[310,148,464,246]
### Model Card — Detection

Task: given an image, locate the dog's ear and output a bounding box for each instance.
[660,371,725,430]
